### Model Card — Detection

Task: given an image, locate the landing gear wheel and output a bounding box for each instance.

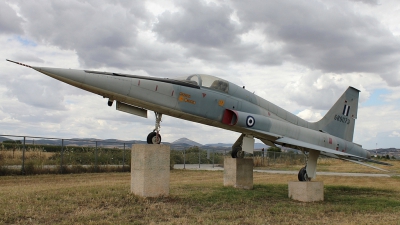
[147,112,163,144]
[298,167,309,182]
[147,132,161,144]
[231,147,244,158]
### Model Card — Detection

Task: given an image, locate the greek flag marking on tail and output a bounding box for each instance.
[342,105,350,116]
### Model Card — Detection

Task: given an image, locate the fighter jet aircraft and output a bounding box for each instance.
[7,59,391,181]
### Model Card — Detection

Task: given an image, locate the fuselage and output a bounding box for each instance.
[33,67,369,159]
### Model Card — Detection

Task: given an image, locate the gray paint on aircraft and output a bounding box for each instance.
[7,59,391,181]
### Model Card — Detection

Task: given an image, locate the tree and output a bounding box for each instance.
[267,146,281,152]
[3,140,22,144]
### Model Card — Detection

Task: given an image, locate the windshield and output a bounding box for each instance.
[175,74,229,93]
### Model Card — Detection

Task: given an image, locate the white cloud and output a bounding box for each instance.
[382,89,400,102]
[389,131,400,137]
[296,109,323,122]
[355,105,400,146]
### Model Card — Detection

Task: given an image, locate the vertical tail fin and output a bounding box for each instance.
[312,86,360,142]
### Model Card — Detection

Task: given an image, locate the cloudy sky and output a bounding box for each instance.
[1,0,399,149]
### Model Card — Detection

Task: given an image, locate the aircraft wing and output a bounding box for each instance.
[275,136,392,166]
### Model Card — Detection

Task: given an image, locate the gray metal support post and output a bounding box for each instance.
[198,147,200,168]
[95,141,98,172]
[22,136,26,175]
[212,149,214,168]
[60,139,64,173]
[183,148,186,169]
[262,149,264,165]
[123,143,125,169]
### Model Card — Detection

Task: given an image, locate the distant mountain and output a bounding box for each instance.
[367,148,399,152]
[367,148,400,157]
[254,143,270,149]
[205,143,231,148]
[10,135,396,155]
[172,138,202,146]
[205,142,271,149]
[0,137,12,142]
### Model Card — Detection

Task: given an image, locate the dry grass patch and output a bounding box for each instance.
[0,149,56,165]
[1,170,400,224]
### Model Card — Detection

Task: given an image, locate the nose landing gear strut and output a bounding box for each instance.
[147,112,162,144]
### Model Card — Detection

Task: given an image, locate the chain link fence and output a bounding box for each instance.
[1,135,306,175]
[0,135,132,175]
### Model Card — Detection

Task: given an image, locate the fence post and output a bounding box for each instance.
[183,148,186,169]
[212,149,214,168]
[123,143,125,170]
[21,136,26,175]
[198,147,200,168]
[274,151,276,164]
[95,141,98,172]
[60,139,64,174]
[262,149,264,166]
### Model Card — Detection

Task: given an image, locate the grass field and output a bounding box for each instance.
[1,170,400,224]
[255,157,400,174]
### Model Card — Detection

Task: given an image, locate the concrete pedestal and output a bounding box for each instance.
[224,158,253,189]
[288,181,324,202]
[131,144,170,197]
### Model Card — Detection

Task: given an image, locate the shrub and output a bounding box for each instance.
[24,161,36,175]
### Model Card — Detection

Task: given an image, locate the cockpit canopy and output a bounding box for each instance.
[175,74,229,93]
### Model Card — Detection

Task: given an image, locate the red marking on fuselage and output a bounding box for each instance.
[202,93,206,97]
[155,85,158,91]
[171,90,174,96]
[138,80,140,86]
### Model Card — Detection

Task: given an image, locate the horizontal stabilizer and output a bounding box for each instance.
[341,158,390,172]
[276,137,392,166]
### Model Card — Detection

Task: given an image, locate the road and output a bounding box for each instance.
[173,164,392,177]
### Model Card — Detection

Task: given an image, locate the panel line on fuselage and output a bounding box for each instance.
[84,70,201,89]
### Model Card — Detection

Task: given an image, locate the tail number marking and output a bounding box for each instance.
[334,115,350,125]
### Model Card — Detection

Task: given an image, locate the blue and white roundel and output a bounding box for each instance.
[246,116,255,127]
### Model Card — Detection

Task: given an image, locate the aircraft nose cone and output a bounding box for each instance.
[32,66,87,84]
